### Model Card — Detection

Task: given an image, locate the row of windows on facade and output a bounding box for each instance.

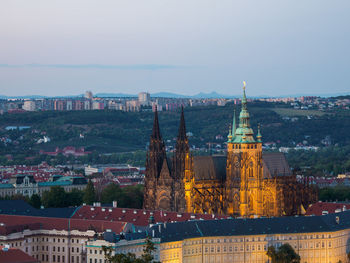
[160,241,335,260]
[89,259,107,263]
[2,241,82,251]
[180,234,335,245]
[233,144,258,149]
[160,234,335,250]
[16,254,80,263]
[41,255,80,263]
[22,237,81,243]
[25,245,81,253]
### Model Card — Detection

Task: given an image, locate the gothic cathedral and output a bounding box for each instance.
[143,85,317,218]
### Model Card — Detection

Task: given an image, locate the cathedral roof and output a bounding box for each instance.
[193,156,226,181]
[262,152,292,177]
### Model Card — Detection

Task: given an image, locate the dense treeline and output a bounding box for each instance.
[286,146,350,176]
[1,104,349,153]
[318,186,350,202]
[0,104,349,176]
[0,183,144,209]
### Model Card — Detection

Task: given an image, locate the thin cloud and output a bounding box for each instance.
[0,63,182,70]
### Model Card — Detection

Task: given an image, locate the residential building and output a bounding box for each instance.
[0,174,87,198]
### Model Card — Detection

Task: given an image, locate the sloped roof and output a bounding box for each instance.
[150,210,350,243]
[0,214,128,235]
[306,202,350,216]
[262,152,292,177]
[72,205,229,227]
[193,156,226,181]
[0,248,38,263]
[0,200,77,218]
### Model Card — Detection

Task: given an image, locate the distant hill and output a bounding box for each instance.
[192,91,235,99]
[95,93,137,98]
[0,95,48,99]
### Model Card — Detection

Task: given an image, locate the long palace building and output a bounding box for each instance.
[143,84,317,217]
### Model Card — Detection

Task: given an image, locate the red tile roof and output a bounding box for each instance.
[305,201,350,216]
[0,214,128,235]
[0,247,38,263]
[72,205,230,227]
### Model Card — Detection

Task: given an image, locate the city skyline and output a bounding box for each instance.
[1,0,350,97]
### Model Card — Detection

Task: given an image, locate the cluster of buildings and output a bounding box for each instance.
[0,162,87,198]
[39,147,91,157]
[258,95,350,110]
[1,91,349,115]
[86,164,144,195]
[0,163,147,199]
[1,200,350,263]
[0,163,68,183]
[0,91,230,114]
[0,174,87,198]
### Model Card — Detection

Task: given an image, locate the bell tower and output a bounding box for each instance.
[173,107,190,212]
[143,108,167,210]
[226,82,263,217]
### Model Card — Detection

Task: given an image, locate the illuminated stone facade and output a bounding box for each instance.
[143,85,317,217]
[103,212,350,263]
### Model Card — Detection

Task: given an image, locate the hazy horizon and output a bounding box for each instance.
[1,0,350,97]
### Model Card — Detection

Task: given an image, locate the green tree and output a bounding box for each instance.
[100,184,143,209]
[139,237,159,263]
[102,236,159,263]
[29,194,41,209]
[267,244,300,263]
[83,180,96,205]
[101,184,122,204]
[41,186,68,208]
[66,189,83,206]
[267,246,277,263]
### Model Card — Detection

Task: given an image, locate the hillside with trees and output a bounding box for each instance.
[0,102,349,176]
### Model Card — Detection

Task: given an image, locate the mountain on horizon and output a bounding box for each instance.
[95,93,136,98]
[1,91,349,100]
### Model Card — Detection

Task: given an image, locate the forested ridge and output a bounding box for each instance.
[0,102,349,175]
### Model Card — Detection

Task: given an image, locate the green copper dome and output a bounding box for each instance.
[229,83,259,144]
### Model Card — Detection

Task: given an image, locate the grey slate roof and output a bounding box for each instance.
[192,152,291,181]
[262,152,292,177]
[0,200,77,218]
[149,211,350,243]
[193,156,226,181]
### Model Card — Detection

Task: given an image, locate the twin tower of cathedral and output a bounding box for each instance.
[143,85,317,218]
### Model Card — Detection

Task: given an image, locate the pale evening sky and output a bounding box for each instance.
[0,0,349,97]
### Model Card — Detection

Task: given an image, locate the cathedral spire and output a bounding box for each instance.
[177,106,187,141]
[152,107,162,140]
[257,124,262,142]
[232,81,256,143]
[242,81,247,109]
[232,109,236,138]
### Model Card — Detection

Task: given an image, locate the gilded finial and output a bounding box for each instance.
[257,123,262,142]
[243,81,246,90]
[227,124,233,142]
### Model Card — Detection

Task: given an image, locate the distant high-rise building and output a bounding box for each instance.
[92,101,105,110]
[138,92,150,106]
[66,100,73,111]
[22,100,36,111]
[85,91,93,100]
[84,100,91,110]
